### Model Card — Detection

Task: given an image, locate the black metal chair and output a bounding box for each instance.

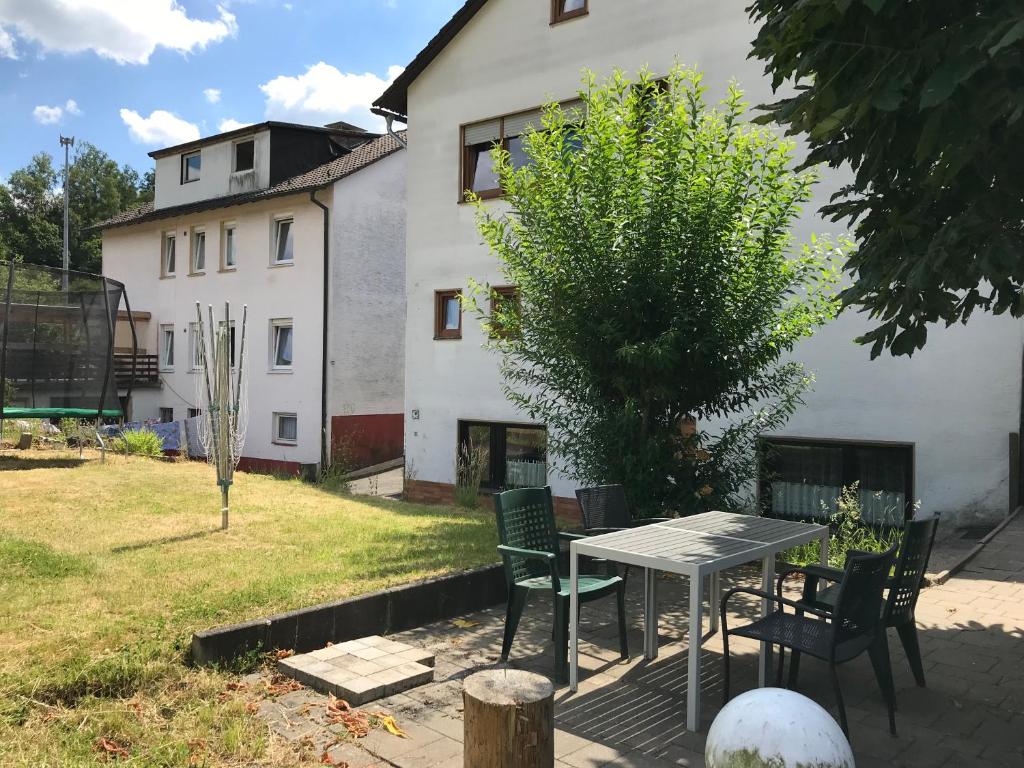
[788,514,940,688]
[574,484,673,533]
[721,547,898,736]
[495,486,628,681]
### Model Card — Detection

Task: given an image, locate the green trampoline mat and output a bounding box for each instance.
[2,408,122,419]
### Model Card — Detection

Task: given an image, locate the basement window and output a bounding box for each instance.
[274,412,298,445]
[458,421,548,490]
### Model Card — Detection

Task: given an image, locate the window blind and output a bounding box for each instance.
[464,119,501,146]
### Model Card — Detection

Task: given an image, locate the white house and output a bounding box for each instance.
[100,121,407,476]
[373,0,1022,525]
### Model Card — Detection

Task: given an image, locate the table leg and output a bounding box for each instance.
[820,527,830,567]
[643,567,658,660]
[758,555,775,687]
[569,544,579,692]
[687,572,703,731]
[709,572,720,634]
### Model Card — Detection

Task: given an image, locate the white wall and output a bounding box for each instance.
[328,150,407,419]
[402,0,1023,519]
[103,191,327,466]
[154,130,271,210]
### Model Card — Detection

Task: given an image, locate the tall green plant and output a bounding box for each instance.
[472,67,844,516]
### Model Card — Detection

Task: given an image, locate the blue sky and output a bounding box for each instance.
[0,0,464,180]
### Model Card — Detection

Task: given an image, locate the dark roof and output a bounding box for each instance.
[373,0,488,119]
[148,120,374,159]
[96,132,405,231]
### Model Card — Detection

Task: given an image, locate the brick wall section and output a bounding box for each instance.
[404,479,582,524]
[238,457,303,477]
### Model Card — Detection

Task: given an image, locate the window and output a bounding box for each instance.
[187,407,202,419]
[190,229,206,273]
[162,233,176,276]
[461,102,584,201]
[271,319,293,369]
[218,321,237,368]
[434,290,462,340]
[759,437,914,527]
[233,140,254,172]
[489,286,520,339]
[551,0,587,24]
[222,223,237,270]
[159,407,174,424]
[458,421,548,490]
[274,412,298,445]
[159,324,175,370]
[189,323,202,371]
[273,217,294,264]
[181,151,201,183]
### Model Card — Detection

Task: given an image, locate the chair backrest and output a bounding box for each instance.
[575,484,630,529]
[494,486,558,584]
[830,546,897,647]
[885,514,940,625]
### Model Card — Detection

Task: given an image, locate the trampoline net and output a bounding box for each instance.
[1,261,125,419]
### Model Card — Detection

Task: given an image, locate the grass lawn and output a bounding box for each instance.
[0,450,497,767]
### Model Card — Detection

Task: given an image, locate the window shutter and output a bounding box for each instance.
[502,108,544,139]
[464,119,502,146]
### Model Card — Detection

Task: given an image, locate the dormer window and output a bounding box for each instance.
[234,140,254,172]
[181,151,201,183]
[552,0,587,23]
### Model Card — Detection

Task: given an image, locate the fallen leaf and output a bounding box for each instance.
[379,715,407,738]
[451,619,479,629]
[264,674,303,697]
[321,750,349,767]
[276,648,295,659]
[94,738,130,761]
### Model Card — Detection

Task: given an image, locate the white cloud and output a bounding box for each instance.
[120,108,200,146]
[0,0,237,65]
[0,23,16,58]
[203,87,221,104]
[32,99,82,124]
[259,62,403,132]
[218,118,251,132]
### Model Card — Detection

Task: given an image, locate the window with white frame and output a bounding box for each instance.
[273,412,298,445]
[191,229,206,273]
[162,233,176,276]
[271,318,293,369]
[181,150,201,183]
[189,323,202,371]
[272,217,294,264]
[221,222,237,270]
[159,324,175,370]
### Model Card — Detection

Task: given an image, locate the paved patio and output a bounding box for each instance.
[258,513,1024,767]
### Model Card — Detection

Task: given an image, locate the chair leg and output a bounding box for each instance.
[829,662,849,737]
[787,650,802,691]
[554,598,569,683]
[896,622,927,687]
[868,635,898,736]
[501,589,527,662]
[616,582,629,660]
[721,628,732,706]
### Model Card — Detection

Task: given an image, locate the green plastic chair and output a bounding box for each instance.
[494,486,628,681]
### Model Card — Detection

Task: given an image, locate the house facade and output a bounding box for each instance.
[100,122,407,475]
[375,0,1023,525]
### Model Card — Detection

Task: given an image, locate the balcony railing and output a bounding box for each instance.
[114,353,161,389]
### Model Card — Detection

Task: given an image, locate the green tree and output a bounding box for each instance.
[748,0,1024,357]
[472,67,843,516]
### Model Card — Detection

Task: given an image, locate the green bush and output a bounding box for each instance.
[110,429,164,458]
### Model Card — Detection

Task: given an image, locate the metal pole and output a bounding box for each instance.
[60,135,74,293]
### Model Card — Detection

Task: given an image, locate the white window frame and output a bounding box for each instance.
[188,322,203,372]
[162,232,176,277]
[221,221,237,271]
[190,228,206,274]
[273,412,298,445]
[159,323,175,371]
[272,215,295,266]
[270,318,294,372]
[182,150,201,183]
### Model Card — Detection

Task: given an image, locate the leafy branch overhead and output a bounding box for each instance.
[471,66,845,516]
[748,0,1024,357]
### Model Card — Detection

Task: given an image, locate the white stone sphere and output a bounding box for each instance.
[706,688,854,768]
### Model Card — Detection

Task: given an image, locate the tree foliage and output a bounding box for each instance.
[473,67,843,516]
[0,143,150,274]
[748,0,1024,357]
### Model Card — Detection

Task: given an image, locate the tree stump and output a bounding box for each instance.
[16,432,32,450]
[463,669,554,768]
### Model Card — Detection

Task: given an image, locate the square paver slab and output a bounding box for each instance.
[278,635,435,706]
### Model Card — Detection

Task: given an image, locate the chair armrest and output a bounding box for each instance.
[497,545,560,592]
[558,531,588,542]
[721,586,833,621]
[777,564,843,605]
[629,518,673,527]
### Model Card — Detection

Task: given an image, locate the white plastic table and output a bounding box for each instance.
[568,511,829,731]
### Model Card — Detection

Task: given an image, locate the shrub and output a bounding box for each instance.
[110,429,164,458]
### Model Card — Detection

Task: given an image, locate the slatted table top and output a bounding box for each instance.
[571,510,826,576]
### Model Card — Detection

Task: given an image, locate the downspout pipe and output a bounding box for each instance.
[371,107,408,149]
[310,188,330,477]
